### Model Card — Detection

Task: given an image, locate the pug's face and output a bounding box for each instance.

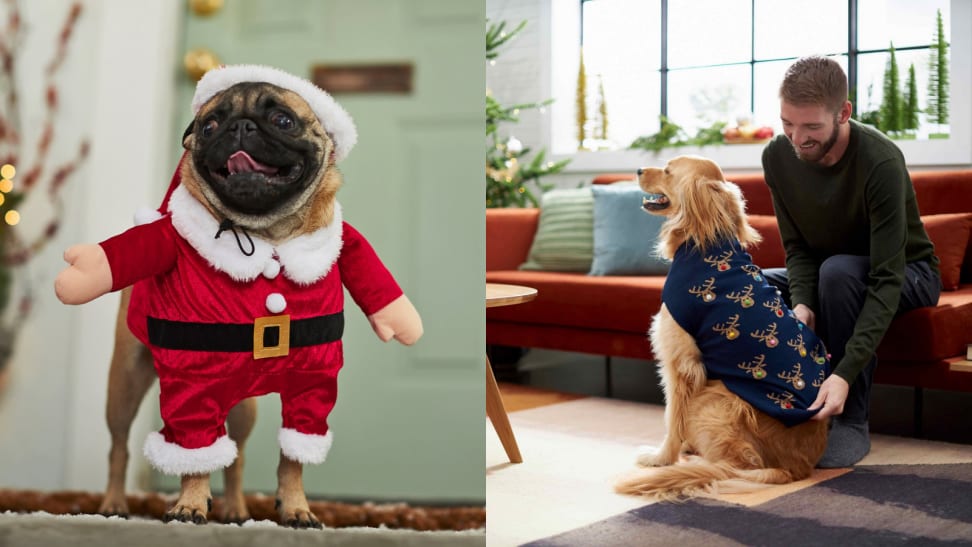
[182,81,337,232]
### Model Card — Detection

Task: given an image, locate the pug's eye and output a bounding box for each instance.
[270,111,295,131]
[202,119,219,137]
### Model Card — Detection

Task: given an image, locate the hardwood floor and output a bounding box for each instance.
[494,348,972,445]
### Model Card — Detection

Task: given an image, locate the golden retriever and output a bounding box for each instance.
[614,155,828,501]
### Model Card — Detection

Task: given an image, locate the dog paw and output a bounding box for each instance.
[163,497,211,525]
[635,445,673,467]
[220,493,250,525]
[279,504,322,529]
[97,494,130,519]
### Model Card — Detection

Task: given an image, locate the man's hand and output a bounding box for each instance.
[54,244,113,305]
[808,374,849,420]
[793,303,816,331]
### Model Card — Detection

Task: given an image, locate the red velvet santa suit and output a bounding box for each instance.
[100,183,402,476]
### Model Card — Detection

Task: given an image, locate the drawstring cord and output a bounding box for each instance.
[215,218,256,256]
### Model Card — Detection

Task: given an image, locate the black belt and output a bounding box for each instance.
[147,312,344,359]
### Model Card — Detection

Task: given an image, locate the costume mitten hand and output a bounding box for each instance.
[54,244,113,305]
[368,294,423,346]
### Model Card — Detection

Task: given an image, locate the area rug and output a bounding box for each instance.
[486,397,972,546]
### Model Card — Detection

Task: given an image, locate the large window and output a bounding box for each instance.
[579,0,951,151]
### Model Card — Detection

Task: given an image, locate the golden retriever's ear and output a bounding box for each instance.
[676,175,735,252]
[723,181,763,249]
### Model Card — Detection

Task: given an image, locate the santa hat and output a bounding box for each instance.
[192,64,357,162]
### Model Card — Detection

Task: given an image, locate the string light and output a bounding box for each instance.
[1,163,16,226]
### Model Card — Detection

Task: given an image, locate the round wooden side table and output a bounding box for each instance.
[486,283,537,464]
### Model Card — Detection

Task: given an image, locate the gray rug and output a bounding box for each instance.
[524,464,972,546]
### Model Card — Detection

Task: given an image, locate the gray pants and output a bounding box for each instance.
[762,256,940,423]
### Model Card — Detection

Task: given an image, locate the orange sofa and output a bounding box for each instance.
[486,171,972,414]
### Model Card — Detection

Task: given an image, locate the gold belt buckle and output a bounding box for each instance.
[253,314,291,359]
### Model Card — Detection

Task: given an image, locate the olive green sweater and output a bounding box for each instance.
[761,120,938,384]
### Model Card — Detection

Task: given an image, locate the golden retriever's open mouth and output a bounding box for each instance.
[642,193,670,211]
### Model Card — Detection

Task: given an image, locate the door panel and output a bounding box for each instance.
[157,0,484,502]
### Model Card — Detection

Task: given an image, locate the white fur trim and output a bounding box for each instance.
[279,428,333,465]
[274,202,343,285]
[266,293,286,313]
[167,185,342,284]
[263,259,281,279]
[134,207,163,226]
[143,432,237,475]
[192,64,357,162]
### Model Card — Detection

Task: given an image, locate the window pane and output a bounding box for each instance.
[667,64,751,135]
[856,49,940,136]
[583,0,661,149]
[858,0,949,51]
[754,0,847,60]
[668,0,751,68]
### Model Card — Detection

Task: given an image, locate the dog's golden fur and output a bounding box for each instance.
[614,155,827,501]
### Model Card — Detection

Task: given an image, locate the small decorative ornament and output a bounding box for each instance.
[800,348,807,357]
[725,328,739,340]
[703,291,715,302]
[742,297,754,308]
[816,356,827,365]
[766,336,778,348]
[794,379,806,390]
[754,369,766,379]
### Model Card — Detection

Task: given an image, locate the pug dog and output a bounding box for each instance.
[54,65,423,528]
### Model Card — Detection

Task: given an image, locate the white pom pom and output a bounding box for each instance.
[265,293,287,314]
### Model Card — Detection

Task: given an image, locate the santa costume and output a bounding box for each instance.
[99,65,402,475]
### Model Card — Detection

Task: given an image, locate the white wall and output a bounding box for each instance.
[0,0,180,492]
[487,0,972,187]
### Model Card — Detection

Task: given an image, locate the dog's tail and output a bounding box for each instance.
[614,456,796,502]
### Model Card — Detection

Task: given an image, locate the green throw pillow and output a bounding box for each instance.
[589,183,670,276]
[520,187,594,272]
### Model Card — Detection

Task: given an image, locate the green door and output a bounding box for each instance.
[155,0,485,503]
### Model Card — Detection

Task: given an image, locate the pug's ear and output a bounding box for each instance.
[182,120,195,150]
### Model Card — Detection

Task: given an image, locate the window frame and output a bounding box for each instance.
[546,0,970,172]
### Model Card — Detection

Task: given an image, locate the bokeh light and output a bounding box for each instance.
[5,210,20,226]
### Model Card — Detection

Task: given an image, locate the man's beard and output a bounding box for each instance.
[790,117,839,164]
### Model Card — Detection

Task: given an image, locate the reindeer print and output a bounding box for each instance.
[767,391,796,410]
[703,250,734,272]
[741,264,763,281]
[750,322,780,349]
[688,277,717,303]
[712,313,741,341]
[726,284,756,309]
[777,363,806,390]
[737,354,768,379]
[787,334,807,357]
[763,296,786,318]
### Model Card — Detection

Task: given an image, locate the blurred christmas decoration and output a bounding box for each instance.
[926,8,949,138]
[0,1,90,380]
[629,115,726,153]
[575,48,587,150]
[486,19,569,208]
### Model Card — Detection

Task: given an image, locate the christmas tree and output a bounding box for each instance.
[879,42,903,134]
[926,8,949,137]
[486,20,569,208]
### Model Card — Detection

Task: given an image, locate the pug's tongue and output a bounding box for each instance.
[226,151,279,176]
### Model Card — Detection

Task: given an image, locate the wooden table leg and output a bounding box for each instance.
[486,354,523,463]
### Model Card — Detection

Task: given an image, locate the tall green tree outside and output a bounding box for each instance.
[926,7,949,136]
[903,63,919,134]
[879,43,903,134]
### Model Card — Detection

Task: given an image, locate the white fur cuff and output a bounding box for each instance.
[278,428,333,465]
[143,432,238,475]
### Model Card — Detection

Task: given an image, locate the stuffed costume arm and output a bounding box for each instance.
[54,218,179,305]
[339,222,423,346]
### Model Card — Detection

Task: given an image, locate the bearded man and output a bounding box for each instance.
[760,55,940,467]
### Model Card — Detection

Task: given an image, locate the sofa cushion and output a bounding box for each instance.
[519,188,594,272]
[921,213,972,290]
[745,215,786,269]
[589,183,669,276]
[877,286,972,361]
[486,270,664,334]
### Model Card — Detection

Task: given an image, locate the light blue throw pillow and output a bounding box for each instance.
[589,183,670,276]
